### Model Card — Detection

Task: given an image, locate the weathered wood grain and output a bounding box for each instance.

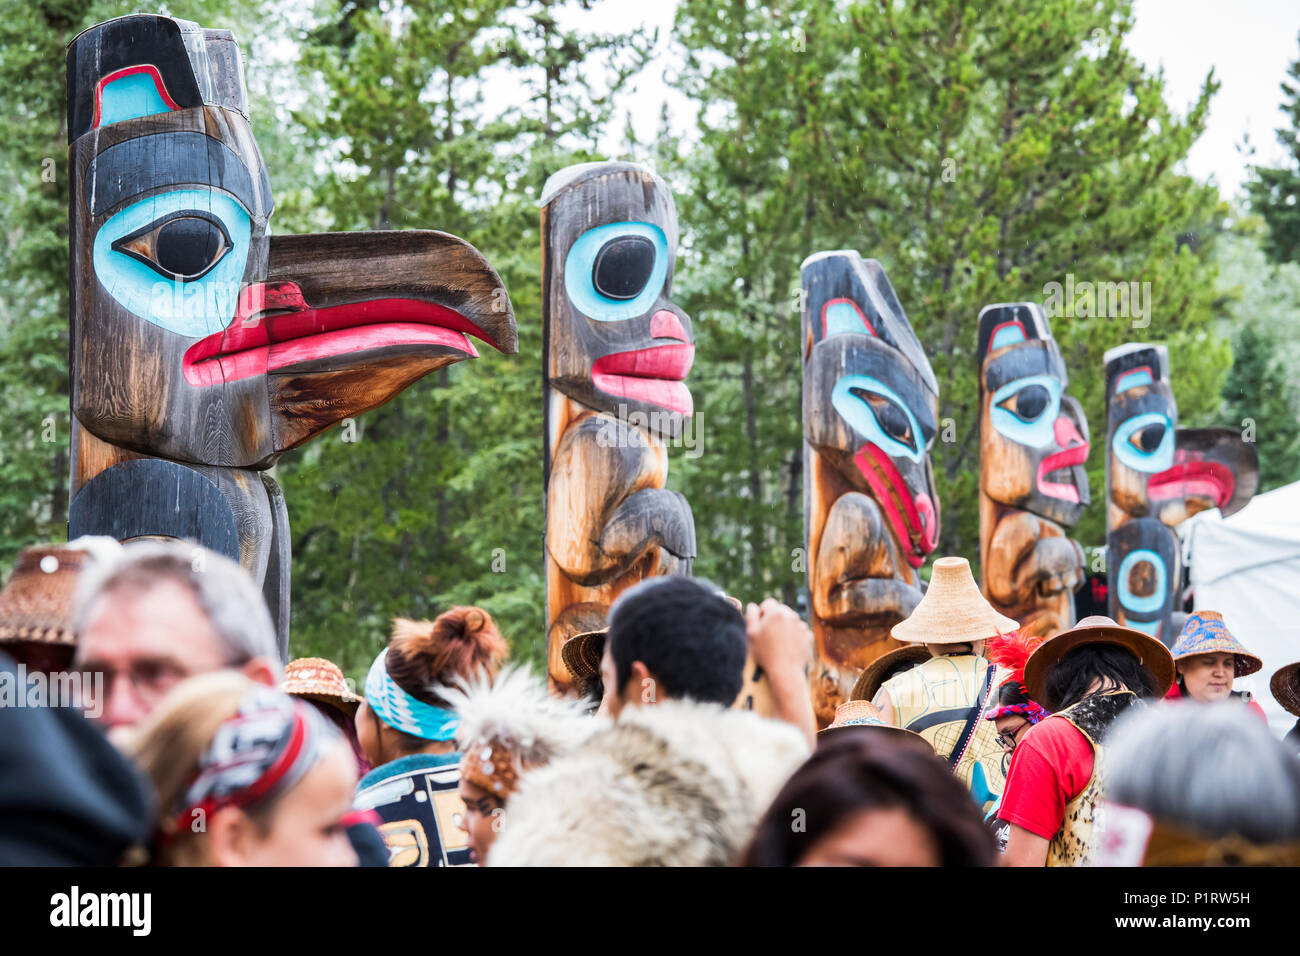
[977,303,1089,638]
[801,251,940,727]
[542,163,696,692]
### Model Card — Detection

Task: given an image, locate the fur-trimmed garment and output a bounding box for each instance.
[486,701,810,866]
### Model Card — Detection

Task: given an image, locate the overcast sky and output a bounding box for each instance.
[572,0,1300,203]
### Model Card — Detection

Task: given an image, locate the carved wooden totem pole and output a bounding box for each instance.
[1104,344,1180,643]
[541,162,696,691]
[1149,427,1258,529]
[67,15,517,657]
[977,303,1090,638]
[1106,345,1260,644]
[802,251,940,726]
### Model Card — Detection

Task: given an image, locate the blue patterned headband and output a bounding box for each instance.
[364,648,460,741]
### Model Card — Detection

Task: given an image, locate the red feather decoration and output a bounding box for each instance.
[986,627,1044,689]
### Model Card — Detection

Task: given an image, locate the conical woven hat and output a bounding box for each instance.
[891,556,1018,645]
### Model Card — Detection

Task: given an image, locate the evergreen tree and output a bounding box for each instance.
[1247,30,1300,266]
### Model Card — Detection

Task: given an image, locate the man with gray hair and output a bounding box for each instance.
[1100,702,1300,865]
[73,540,282,734]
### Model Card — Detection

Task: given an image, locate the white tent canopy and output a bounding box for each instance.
[1186,480,1300,736]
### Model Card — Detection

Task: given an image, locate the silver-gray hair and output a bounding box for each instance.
[72,540,281,673]
[1107,701,1300,842]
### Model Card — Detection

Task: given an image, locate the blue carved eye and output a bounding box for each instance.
[111,210,232,281]
[990,374,1061,448]
[1112,412,1174,473]
[832,374,924,463]
[564,222,668,321]
[93,189,252,338]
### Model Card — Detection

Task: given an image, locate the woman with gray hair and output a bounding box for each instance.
[1100,702,1300,866]
[72,540,282,735]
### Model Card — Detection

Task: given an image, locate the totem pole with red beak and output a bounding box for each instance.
[977,303,1090,638]
[541,163,696,692]
[802,251,940,727]
[66,16,517,658]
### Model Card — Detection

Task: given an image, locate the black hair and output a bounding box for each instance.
[1045,643,1157,711]
[994,679,1033,709]
[606,576,747,706]
[741,731,996,867]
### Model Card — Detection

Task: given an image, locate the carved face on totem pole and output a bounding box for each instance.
[977,303,1089,636]
[67,15,516,653]
[69,15,516,470]
[802,251,940,724]
[541,163,697,690]
[542,162,694,435]
[1149,428,1259,527]
[1105,343,1178,641]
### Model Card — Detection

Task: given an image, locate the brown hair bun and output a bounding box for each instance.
[386,606,508,704]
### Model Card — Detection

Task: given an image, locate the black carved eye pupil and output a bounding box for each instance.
[156,217,225,278]
[1013,384,1050,420]
[1132,424,1165,453]
[593,236,656,300]
[877,403,911,441]
[851,387,912,444]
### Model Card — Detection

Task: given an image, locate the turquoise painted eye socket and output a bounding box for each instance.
[564,221,669,321]
[990,374,1061,448]
[831,374,923,463]
[1112,411,1174,473]
[93,189,252,339]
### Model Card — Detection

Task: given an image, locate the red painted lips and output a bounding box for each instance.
[183,281,494,387]
[1036,416,1089,503]
[853,443,938,567]
[591,310,694,416]
[1148,460,1235,508]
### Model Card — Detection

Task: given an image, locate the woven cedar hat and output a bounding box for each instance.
[816,699,930,750]
[0,545,98,647]
[849,644,931,702]
[1271,663,1300,717]
[890,556,1019,645]
[282,657,363,717]
[561,628,607,682]
[1023,615,1175,712]
[1169,611,1262,678]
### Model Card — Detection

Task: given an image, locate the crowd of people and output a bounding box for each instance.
[2,538,1300,867]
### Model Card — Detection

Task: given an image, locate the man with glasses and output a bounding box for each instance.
[72,541,282,739]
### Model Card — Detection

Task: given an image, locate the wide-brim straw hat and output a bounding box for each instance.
[0,545,96,647]
[282,657,362,716]
[1024,615,1175,712]
[891,556,1019,645]
[849,644,931,702]
[561,629,607,681]
[1169,610,1261,678]
[1271,663,1300,717]
[817,699,930,750]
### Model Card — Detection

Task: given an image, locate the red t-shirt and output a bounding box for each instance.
[996,716,1095,840]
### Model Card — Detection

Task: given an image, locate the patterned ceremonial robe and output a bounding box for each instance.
[880,654,1005,814]
[354,752,471,867]
[1045,691,1140,867]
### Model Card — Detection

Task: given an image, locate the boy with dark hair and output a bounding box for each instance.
[604,576,747,708]
[598,577,816,746]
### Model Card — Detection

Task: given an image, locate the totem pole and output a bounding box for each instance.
[1104,344,1179,643]
[67,15,517,657]
[541,162,696,691]
[802,251,940,727]
[1149,427,1258,529]
[977,303,1090,638]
